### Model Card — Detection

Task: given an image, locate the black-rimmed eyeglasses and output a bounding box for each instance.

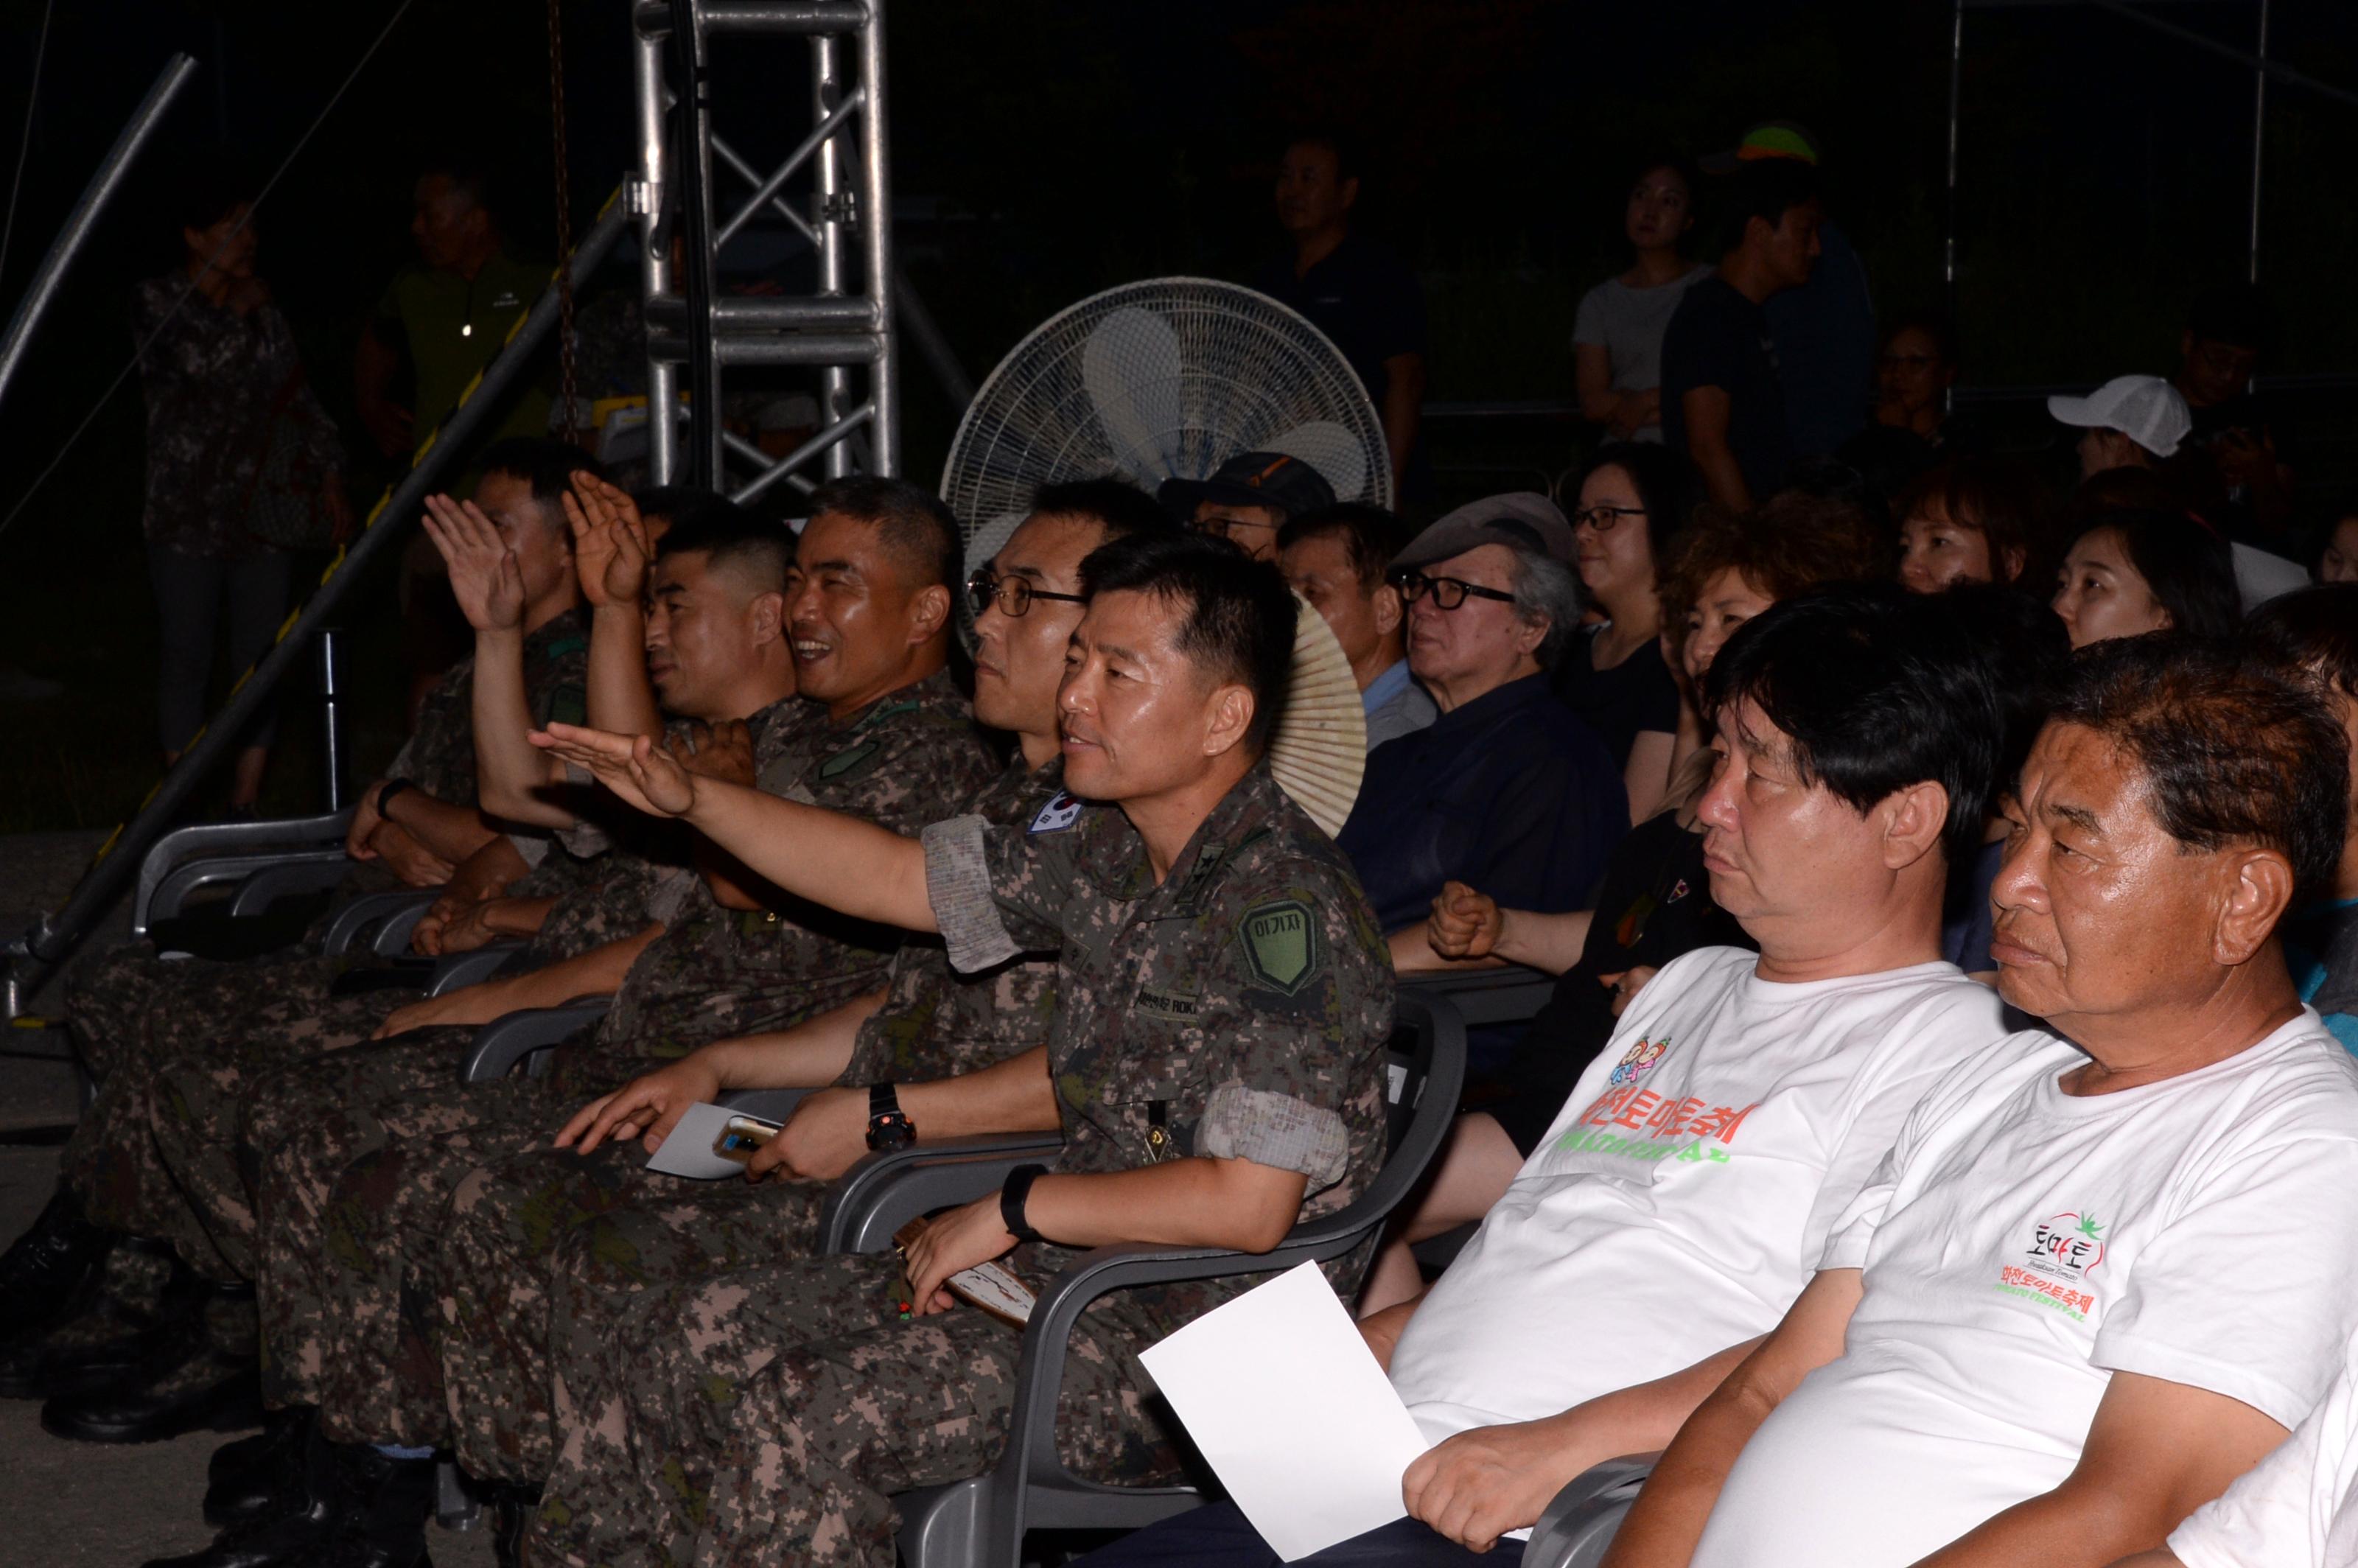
[1571,505,1647,533]
[966,568,1088,619]
[1394,572,1517,611]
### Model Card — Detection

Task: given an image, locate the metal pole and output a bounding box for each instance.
[8,203,629,980]
[812,32,854,478]
[858,0,898,475]
[2248,0,2270,284]
[668,0,722,486]
[632,23,679,484]
[0,55,197,407]
[317,629,350,811]
[1942,0,1964,416]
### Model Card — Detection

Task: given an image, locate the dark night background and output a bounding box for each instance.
[1,0,2354,832]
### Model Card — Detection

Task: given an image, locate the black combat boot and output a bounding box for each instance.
[0,1239,206,1400]
[204,1405,317,1527]
[309,1441,438,1568]
[40,1279,262,1444]
[142,1416,340,1568]
[0,1189,114,1343]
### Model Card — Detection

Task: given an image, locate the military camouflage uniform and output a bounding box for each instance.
[55,614,590,1261]
[240,675,993,1449]
[531,763,1396,1568]
[424,757,1066,1483]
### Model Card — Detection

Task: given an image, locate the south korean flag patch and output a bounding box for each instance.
[1027,791,1083,835]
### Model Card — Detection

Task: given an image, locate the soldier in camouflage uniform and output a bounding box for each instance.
[525,531,1395,1568]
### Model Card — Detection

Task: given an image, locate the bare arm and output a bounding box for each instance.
[377,787,500,866]
[749,1043,1064,1183]
[1680,385,1752,512]
[470,626,576,827]
[531,724,937,934]
[373,923,663,1038]
[565,477,665,739]
[1412,880,1592,976]
[1382,351,1426,491]
[1404,1336,1765,1552]
[1602,1267,1862,1568]
[354,323,410,458]
[1576,341,1621,426]
[1623,729,1678,825]
[1912,1373,2289,1568]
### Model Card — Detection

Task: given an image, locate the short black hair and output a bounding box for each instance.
[2050,634,2348,900]
[1278,503,1411,592]
[477,439,606,532]
[1881,306,1961,371]
[1931,582,2074,791]
[1030,478,1177,545]
[1705,582,2006,864]
[2186,282,2266,351]
[1721,159,1822,253]
[174,152,257,235]
[2068,508,2242,640]
[1574,441,1701,567]
[1285,130,1358,183]
[1078,531,1298,757]
[2245,584,2358,703]
[808,476,961,595]
[654,497,794,593]
[419,157,494,217]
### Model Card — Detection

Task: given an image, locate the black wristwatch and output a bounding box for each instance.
[1000,1162,1049,1246]
[865,1082,917,1151]
[373,777,418,822]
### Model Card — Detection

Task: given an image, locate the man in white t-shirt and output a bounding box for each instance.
[1074,584,2015,1567]
[1606,634,2358,1568]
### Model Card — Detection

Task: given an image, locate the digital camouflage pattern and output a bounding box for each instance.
[238,676,993,1446]
[530,762,1396,1568]
[424,755,1066,1483]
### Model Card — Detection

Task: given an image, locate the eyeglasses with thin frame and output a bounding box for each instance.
[1194,513,1280,542]
[1571,505,1647,533]
[1394,571,1517,611]
[965,568,1087,620]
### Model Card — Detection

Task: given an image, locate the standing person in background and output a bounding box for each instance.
[1253,133,1430,501]
[1279,503,1438,749]
[1701,120,1878,461]
[1574,158,1715,444]
[356,162,556,715]
[131,161,346,816]
[2172,283,2294,543]
[1660,160,1824,511]
[1556,443,1698,822]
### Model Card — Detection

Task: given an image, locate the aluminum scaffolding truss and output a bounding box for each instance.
[630,0,898,501]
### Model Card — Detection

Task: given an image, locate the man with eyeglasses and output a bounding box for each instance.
[1336,495,1627,1063]
[1160,449,1338,562]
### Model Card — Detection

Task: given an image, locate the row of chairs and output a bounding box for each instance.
[126,819,1651,1567]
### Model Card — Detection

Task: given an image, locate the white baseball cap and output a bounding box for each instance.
[2047,374,2191,458]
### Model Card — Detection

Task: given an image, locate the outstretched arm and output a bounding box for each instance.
[531,721,937,934]
[425,494,576,828]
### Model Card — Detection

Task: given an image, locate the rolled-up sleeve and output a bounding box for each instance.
[923,815,1021,974]
[1200,1082,1350,1186]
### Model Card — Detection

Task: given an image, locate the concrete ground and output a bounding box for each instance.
[0,831,493,1566]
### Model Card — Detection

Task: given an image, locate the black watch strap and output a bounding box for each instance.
[865,1082,916,1150]
[1000,1163,1049,1246]
[373,777,417,821]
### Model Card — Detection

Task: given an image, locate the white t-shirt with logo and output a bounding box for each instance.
[1385,947,2005,1448]
[2169,1324,2358,1568]
[1694,1012,2358,1568]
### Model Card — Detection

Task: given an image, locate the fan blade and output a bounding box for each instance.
[1080,306,1186,484]
[1262,421,1372,505]
[962,508,1029,577]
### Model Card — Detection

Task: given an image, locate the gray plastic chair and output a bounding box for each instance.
[133,808,357,938]
[457,999,614,1083]
[889,990,1469,1568]
[1519,1454,1656,1568]
[1400,967,1557,1029]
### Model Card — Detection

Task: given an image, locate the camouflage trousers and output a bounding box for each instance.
[432,1144,828,1484]
[238,1031,648,1448]
[61,944,412,1277]
[531,1251,1180,1568]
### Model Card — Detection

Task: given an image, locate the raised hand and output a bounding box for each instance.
[422,494,525,633]
[563,472,654,609]
[531,721,698,816]
[1426,881,1504,960]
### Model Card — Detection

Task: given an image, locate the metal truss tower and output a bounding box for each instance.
[630,0,898,500]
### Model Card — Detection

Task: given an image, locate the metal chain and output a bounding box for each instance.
[547,0,578,444]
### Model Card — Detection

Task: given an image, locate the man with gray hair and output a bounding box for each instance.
[1336,494,1626,1060]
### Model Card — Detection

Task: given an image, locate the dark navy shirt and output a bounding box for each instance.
[1336,673,1628,936]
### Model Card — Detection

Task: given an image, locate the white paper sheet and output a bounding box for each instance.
[643,1102,752,1181]
[1138,1261,1431,1561]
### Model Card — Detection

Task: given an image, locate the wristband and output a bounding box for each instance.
[373,777,418,823]
[865,1082,917,1151]
[1000,1163,1049,1246]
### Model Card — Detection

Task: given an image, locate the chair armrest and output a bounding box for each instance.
[369,892,447,957]
[1401,968,1558,1029]
[458,999,611,1084]
[225,855,360,917]
[819,1132,1067,1255]
[426,942,528,997]
[320,889,443,956]
[134,811,354,932]
[1522,1454,1658,1568]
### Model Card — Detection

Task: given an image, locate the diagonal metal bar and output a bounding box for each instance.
[724,402,874,503]
[715,84,863,248]
[713,131,816,241]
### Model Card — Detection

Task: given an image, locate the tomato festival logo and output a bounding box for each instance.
[1996,1211,2107,1321]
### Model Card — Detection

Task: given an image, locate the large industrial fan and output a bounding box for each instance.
[940,279,1388,836]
